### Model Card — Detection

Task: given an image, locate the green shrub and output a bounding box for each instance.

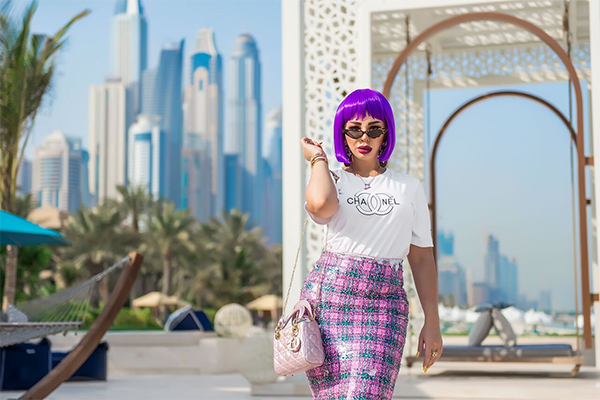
[112,307,161,329]
[80,306,161,330]
[202,307,217,325]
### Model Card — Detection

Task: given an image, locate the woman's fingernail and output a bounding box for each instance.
[423,366,429,373]
[416,351,421,358]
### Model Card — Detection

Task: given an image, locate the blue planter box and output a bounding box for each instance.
[0,338,52,391]
[52,342,108,381]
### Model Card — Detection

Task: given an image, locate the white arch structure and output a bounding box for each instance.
[282,0,599,367]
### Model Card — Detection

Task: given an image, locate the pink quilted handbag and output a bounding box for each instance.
[273,212,330,376]
[273,299,324,375]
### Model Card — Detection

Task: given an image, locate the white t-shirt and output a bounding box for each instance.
[304,167,434,259]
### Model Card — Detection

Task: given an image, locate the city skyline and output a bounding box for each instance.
[12,0,585,312]
[430,81,591,313]
[17,0,283,239]
[20,0,282,162]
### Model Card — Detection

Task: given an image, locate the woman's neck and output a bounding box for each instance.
[344,161,385,177]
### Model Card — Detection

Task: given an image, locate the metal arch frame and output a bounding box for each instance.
[429,90,581,333]
[382,12,595,349]
[430,91,579,241]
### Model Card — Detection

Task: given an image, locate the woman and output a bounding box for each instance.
[300,88,443,399]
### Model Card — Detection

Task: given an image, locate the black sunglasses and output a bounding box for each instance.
[343,126,387,140]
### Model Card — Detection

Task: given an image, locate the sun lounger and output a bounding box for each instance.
[405,303,584,376]
[405,343,584,376]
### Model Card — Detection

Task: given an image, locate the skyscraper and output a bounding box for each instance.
[16,159,32,196]
[437,230,455,257]
[484,234,501,301]
[141,40,185,207]
[140,68,158,115]
[225,153,241,213]
[498,255,519,305]
[183,28,224,219]
[472,282,490,306]
[182,134,212,222]
[128,115,167,199]
[539,290,552,312]
[437,255,467,306]
[32,131,90,212]
[228,33,262,228]
[483,234,519,305]
[263,107,282,245]
[111,0,148,121]
[111,0,148,86]
[88,80,129,204]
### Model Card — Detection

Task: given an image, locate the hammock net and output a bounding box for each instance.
[0,255,131,347]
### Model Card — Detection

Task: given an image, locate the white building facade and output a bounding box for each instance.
[282,0,600,367]
[111,0,148,88]
[88,81,129,204]
[128,115,167,200]
[228,33,263,228]
[32,131,90,213]
[183,28,224,220]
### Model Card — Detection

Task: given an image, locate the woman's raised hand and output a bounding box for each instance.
[301,137,326,162]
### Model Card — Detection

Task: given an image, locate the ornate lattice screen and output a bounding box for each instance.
[297,0,591,356]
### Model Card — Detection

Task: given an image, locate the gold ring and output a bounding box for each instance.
[432,350,439,357]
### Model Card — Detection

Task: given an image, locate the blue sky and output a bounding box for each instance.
[17,0,281,159]
[429,81,590,313]
[14,0,588,312]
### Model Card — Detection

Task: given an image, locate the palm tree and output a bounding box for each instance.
[115,182,152,233]
[146,201,196,296]
[57,203,139,306]
[97,183,153,300]
[192,208,272,308]
[13,192,36,218]
[0,0,89,311]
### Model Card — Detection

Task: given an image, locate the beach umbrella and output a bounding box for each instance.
[0,210,70,246]
[501,306,526,323]
[438,303,451,321]
[246,294,283,311]
[463,306,481,323]
[27,205,70,230]
[132,291,190,308]
[449,305,467,322]
[524,309,552,325]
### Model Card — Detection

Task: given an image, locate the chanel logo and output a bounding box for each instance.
[347,192,400,216]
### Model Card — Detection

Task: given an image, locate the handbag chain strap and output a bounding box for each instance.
[280,209,329,324]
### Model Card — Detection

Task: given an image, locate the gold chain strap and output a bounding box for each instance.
[280,212,329,324]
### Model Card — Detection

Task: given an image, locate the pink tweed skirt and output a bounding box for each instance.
[299,249,410,400]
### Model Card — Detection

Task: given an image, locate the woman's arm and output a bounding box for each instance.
[407,245,439,323]
[302,139,338,221]
[407,244,443,371]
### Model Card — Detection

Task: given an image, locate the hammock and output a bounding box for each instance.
[0,255,131,347]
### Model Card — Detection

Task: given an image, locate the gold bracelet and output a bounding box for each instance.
[310,157,328,168]
[309,152,326,163]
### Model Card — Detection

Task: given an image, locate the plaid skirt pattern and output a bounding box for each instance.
[299,250,410,400]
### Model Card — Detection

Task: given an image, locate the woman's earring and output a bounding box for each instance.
[379,139,387,156]
[345,142,353,161]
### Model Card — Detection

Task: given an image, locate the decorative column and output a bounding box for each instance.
[587,0,600,369]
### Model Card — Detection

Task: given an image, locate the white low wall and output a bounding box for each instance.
[44,331,592,377]
[47,331,242,375]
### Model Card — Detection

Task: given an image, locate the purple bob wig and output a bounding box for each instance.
[333,88,396,165]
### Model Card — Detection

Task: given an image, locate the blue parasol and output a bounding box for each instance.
[0,210,70,246]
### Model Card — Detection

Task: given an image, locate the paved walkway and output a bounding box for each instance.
[3,364,599,400]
